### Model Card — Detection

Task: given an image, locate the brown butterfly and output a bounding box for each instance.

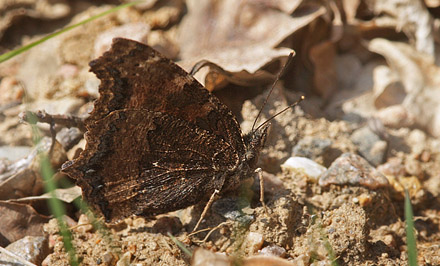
[62,38,269,223]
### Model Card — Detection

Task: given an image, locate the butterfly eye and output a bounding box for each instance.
[245,151,254,161]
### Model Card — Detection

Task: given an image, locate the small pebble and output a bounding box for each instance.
[375,105,414,128]
[292,137,332,160]
[252,171,285,195]
[245,232,264,253]
[350,126,387,166]
[398,176,423,198]
[281,156,327,182]
[74,214,93,234]
[386,175,423,198]
[132,217,146,227]
[319,153,389,189]
[420,150,431,162]
[377,157,406,177]
[116,252,132,266]
[407,129,427,154]
[383,234,395,247]
[102,252,117,265]
[0,236,49,265]
[404,158,423,178]
[357,194,373,206]
[259,244,287,257]
[212,197,253,221]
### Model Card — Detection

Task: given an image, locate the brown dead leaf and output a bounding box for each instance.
[0,201,50,246]
[309,1,343,99]
[360,0,434,55]
[0,0,70,43]
[11,186,82,204]
[190,60,276,91]
[310,41,338,99]
[368,38,440,137]
[178,0,325,86]
[0,137,67,200]
[8,186,82,216]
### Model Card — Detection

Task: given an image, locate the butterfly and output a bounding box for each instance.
[61,38,269,223]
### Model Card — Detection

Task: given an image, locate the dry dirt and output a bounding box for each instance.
[1,1,440,266]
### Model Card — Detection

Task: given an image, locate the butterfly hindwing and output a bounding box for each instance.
[65,109,239,222]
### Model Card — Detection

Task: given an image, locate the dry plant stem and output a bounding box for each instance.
[49,121,57,156]
[20,110,86,132]
[190,60,227,76]
[21,110,86,156]
[190,222,232,243]
[190,60,274,87]
[256,168,269,215]
[0,246,37,266]
[193,189,220,232]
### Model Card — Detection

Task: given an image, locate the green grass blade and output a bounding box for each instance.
[40,155,79,266]
[404,189,418,266]
[0,0,142,63]
[25,112,79,265]
[168,232,192,257]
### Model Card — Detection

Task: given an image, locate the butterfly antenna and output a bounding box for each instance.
[255,95,305,132]
[251,51,295,132]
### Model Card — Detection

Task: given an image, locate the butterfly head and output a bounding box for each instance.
[243,123,270,169]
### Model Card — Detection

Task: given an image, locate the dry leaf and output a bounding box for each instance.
[11,186,82,204]
[0,201,50,246]
[178,0,325,86]
[310,41,338,99]
[0,0,70,41]
[362,0,434,55]
[368,38,440,137]
[0,138,67,200]
[309,1,343,99]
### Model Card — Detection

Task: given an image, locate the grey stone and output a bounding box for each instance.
[351,126,387,166]
[319,153,389,189]
[292,137,332,160]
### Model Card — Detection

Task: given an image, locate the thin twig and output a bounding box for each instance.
[20,110,86,132]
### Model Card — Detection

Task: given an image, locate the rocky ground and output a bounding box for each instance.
[0,1,440,265]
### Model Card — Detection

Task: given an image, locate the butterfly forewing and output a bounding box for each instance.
[87,38,245,155]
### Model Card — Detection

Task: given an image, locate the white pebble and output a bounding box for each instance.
[281,157,327,182]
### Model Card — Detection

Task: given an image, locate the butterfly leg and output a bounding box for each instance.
[255,168,269,215]
[193,189,220,232]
